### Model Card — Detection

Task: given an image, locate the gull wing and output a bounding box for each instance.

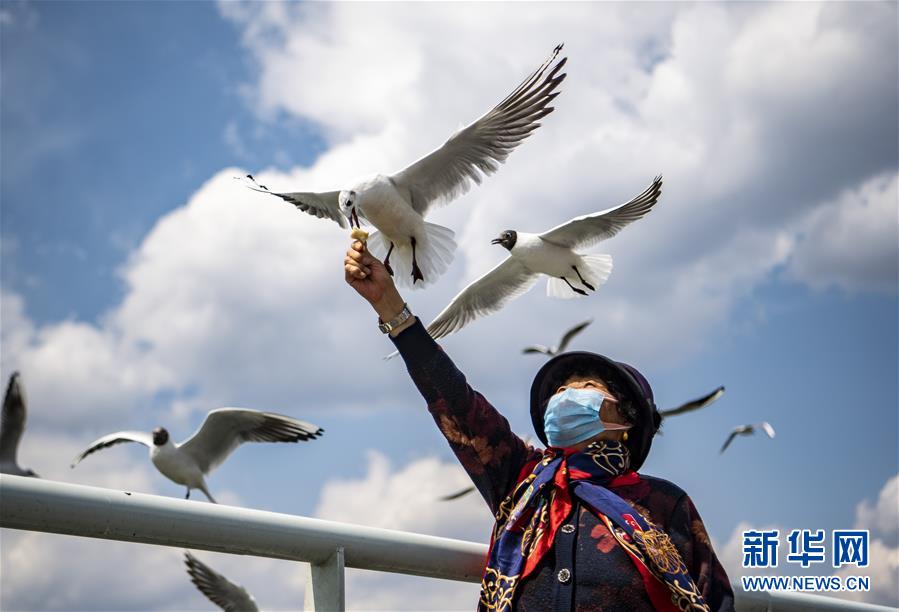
[425,258,539,340]
[0,373,26,464]
[540,176,663,250]
[438,486,476,502]
[555,318,594,353]
[391,45,567,216]
[759,422,776,439]
[719,430,740,454]
[522,345,552,355]
[71,431,153,467]
[179,408,324,474]
[659,386,726,418]
[184,552,259,612]
[238,175,347,229]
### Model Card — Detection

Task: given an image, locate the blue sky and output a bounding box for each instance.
[1,2,897,610]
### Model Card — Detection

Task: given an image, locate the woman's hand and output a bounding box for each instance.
[344,241,410,326]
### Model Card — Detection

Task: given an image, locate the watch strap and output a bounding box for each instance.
[378,303,412,334]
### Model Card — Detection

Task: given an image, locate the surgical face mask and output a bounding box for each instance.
[543,388,631,448]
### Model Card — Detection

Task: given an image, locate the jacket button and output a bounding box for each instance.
[557,568,571,583]
[561,524,575,534]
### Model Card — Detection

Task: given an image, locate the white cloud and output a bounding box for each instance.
[3,2,894,431]
[720,473,899,607]
[315,450,492,539]
[0,530,306,611]
[1,4,896,609]
[788,173,898,293]
[315,451,491,610]
[833,538,899,608]
[215,1,896,370]
[0,291,171,431]
[835,472,899,607]
[718,520,782,580]
[855,474,898,546]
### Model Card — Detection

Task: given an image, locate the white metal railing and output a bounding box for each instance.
[0,475,893,611]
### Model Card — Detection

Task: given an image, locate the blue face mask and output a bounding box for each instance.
[543,388,631,448]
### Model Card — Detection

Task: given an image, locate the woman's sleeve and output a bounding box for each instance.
[668,494,736,611]
[390,319,538,514]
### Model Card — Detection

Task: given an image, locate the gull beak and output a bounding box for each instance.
[490,237,503,245]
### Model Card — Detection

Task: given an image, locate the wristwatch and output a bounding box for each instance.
[378,303,412,334]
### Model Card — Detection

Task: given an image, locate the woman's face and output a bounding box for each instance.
[555,374,629,451]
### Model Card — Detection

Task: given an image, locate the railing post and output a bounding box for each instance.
[304,546,345,611]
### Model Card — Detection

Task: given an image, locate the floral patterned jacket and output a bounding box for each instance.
[391,320,735,611]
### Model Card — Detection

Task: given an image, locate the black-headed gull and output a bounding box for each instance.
[1,372,38,477]
[522,318,593,356]
[71,408,323,502]
[184,551,259,611]
[659,386,725,418]
[423,176,663,341]
[720,421,776,454]
[238,45,567,288]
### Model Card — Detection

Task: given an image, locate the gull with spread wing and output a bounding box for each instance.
[1,372,38,477]
[423,176,662,341]
[522,318,593,356]
[720,422,776,454]
[184,551,259,612]
[238,45,567,288]
[71,408,323,502]
[659,386,725,418]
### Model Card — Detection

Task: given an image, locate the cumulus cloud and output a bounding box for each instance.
[835,473,899,607]
[1,3,896,609]
[315,450,492,539]
[315,451,490,610]
[0,433,293,611]
[720,473,899,607]
[854,474,898,547]
[3,2,896,430]
[216,1,897,368]
[788,173,898,293]
[0,530,306,611]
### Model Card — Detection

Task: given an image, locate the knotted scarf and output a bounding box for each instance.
[478,440,709,611]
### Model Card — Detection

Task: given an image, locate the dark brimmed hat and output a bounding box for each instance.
[529,351,660,471]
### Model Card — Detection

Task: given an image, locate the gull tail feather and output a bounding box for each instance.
[546,253,613,299]
[369,223,457,289]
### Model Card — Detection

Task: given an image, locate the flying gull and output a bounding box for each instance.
[71,408,323,502]
[184,551,259,612]
[720,422,776,454]
[522,318,593,356]
[238,45,567,288]
[439,485,476,502]
[1,372,38,477]
[659,386,725,418]
[422,176,663,342]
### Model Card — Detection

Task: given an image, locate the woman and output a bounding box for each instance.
[344,240,734,611]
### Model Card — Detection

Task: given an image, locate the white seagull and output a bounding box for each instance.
[659,386,726,418]
[1,372,38,477]
[238,45,567,288]
[423,176,663,341]
[522,318,593,356]
[184,551,259,612]
[71,408,324,502]
[720,422,776,454]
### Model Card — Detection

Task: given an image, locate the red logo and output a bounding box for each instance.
[623,514,642,532]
